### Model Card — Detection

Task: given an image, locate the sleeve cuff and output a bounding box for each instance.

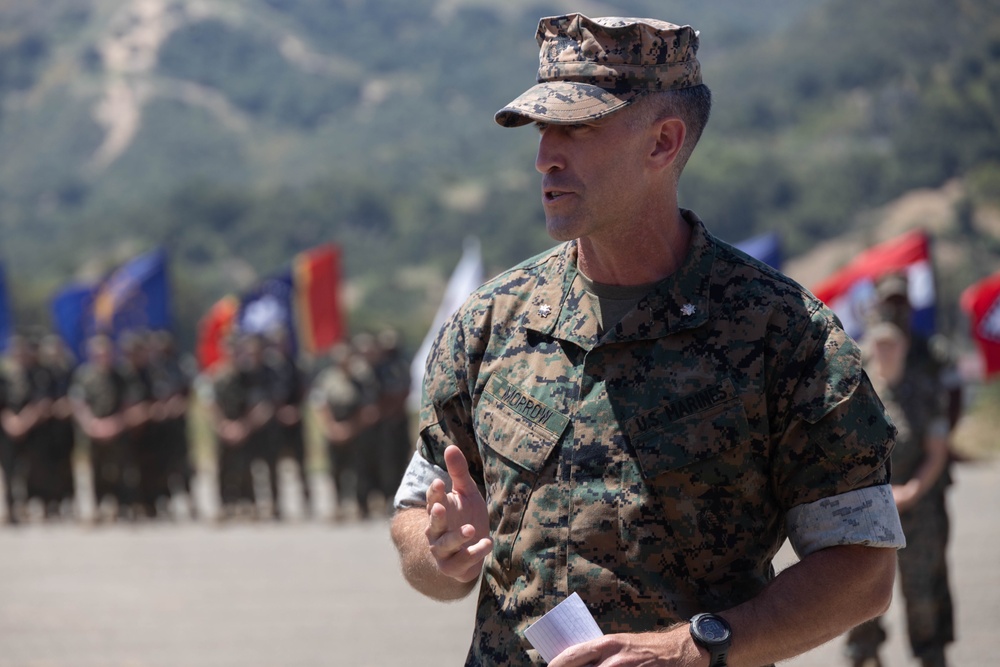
[392,449,451,511]
[785,484,906,559]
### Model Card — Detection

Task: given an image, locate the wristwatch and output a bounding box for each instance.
[689,613,732,667]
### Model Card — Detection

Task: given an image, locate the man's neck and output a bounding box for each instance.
[576,208,692,286]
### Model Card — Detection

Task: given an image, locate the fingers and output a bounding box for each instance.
[426,477,448,511]
[434,536,494,582]
[425,498,493,582]
[547,642,603,667]
[426,500,464,542]
[443,445,476,495]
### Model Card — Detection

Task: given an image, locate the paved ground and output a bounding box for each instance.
[0,460,996,667]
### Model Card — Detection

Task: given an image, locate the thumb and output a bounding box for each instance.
[443,445,477,495]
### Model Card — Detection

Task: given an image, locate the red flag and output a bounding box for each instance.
[294,244,344,355]
[811,230,935,339]
[196,295,238,372]
[961,271,1000,378]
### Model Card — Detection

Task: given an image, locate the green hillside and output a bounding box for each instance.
[1,0,999,351]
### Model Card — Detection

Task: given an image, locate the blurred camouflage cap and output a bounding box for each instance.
[495,14,702,128]
[875,273,909,301]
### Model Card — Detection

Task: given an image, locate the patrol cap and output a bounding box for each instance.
[495,14,702,128]
[875,273,909,301]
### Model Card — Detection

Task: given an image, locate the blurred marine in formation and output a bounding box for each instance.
[1,335,73,520]
[312,331,411,520]
[265,328,311,517]
[845,276,957,667]
[148,331,194,514]
[208,334,276,519]
[38,334,77,515]
[70,335,135,520]
[373,328,413,502]
[120,332,158,517]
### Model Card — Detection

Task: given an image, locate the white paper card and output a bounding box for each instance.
[524,592,604,662]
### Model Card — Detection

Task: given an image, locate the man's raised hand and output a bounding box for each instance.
[425,445,493,583]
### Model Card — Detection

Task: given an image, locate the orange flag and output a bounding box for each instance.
[294,244,344,356]
[196,295,238,372]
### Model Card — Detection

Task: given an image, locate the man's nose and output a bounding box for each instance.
[535,127,566,174]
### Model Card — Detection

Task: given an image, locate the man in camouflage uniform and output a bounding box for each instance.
[844,327,955,666]
[870,274,965,436]
[119,332,162,518]
[38,334,77,517]
[312,343,359,517]
[374,329,412,505]
[265,327,311,517]
[347,334,384,519]
[71,335,134,520]
[209,334,275,519]
[148,331,193,514]
[391,14,903,667]
[1,335,57,520]
[312,341,380,519]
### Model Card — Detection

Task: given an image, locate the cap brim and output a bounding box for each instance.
[494,81,638,127]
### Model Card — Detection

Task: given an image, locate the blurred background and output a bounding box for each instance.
[0,0,998,665]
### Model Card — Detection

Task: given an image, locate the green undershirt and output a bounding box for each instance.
[577,270,659,334]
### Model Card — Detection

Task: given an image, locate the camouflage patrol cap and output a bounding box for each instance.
[875,273,909,301]
[495,14,702,128]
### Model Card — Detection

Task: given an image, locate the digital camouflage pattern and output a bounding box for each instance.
[495,14,702,128]
[417,211,896,666]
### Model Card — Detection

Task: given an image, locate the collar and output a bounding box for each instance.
[521,210,715,350]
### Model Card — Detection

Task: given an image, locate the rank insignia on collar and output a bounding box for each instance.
[681,303,697,317]
[538,304,552,318]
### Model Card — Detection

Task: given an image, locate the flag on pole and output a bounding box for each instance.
[238,271,296,341]
[196,295,239,372]
[0,263,11,353]
[408,238,484,411]
[294,244,344,356]
[51,282,100,361]
[195,243,344,370]
[960,271,1000,379]
[811,230,935,340]
[734,231,783,270]
[93,248,172,338]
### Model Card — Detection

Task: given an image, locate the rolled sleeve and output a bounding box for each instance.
[393,449,451,511]
[786,484,906,559]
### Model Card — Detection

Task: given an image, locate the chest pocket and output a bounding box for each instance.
[624,378,750,480]
[475,374,569,570]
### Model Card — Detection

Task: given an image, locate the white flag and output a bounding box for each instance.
[408,238,484,411]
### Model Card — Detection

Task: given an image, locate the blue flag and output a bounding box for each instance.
[238,270,298,353]
[51,282,99,361]
[734,231,783,271]
[93,248,172,338]
[0,264,11,352]
[52,249,172,360]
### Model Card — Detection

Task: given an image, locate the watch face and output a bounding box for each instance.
[696,617,730,642]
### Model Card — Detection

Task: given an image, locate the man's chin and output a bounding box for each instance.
[545,218,582,243]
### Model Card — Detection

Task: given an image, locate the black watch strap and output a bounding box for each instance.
[689,613,731,667]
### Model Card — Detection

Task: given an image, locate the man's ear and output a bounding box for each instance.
[649,117,686,171]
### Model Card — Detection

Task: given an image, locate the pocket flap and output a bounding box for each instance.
[477,373,569,472]
[625,378,750,478]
